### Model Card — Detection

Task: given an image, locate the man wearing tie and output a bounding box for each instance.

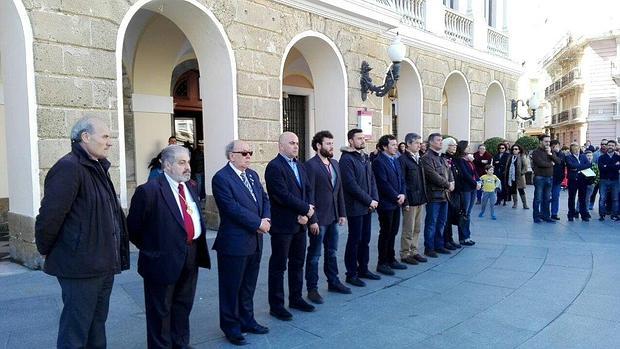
[265,132,316,321]
[304,131,350,305]
[128,145,211,349]
[212,140,271,346]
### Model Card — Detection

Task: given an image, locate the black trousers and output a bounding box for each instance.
[568,179,590,218]
[268,227,307,310]
[377,208,400,265]
[57,274,114,349]
[344,213,372,278]
[217,250,261,336]
[144,243,198,349]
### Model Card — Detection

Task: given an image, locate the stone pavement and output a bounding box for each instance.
[1,186,619,348]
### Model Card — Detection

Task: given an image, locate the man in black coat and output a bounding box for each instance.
[398,133,428,265]
[212,140,271,345]
[127,145,211,349]
[35,117,130,349]
[339,129,381,287]
[304,131,350,305]
[265,132,317,321]
[493,143,510,205]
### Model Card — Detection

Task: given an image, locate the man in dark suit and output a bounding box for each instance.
[212,140,271,346]
[304,131,351,305]
[127,145,211,349]
[565,144,591,221]
[265,132,317,321]
[372,134,407,275]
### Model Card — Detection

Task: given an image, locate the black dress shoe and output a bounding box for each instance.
[358,271,381,280]
[328,282,352,294]
[270,308,293,321]
[436,247,451,254]
[424,249,438,258]
[289,299,315,312]
[225,333,247,346]
[241,324,269,335]
[376,263,395,275]
[413,254,428,263]
[568,216,574,222]
[444,243,456,251]
[543,218,556,223]
[402,256,419,265]
[453,242,462,248]
[389,261,407,270]
[307,289,324,304]
[582,218,590,222]
[599,216,605,221]
[345,276,367,287]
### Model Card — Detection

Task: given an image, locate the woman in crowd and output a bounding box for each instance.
[493,143,510,205]
[397,142,407,157]
[504,144,529,209]
[454,141,478,246]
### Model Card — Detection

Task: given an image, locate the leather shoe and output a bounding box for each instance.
[568,217,574,222]
[345,276,366,287]
[436,247,451,254]
[424,249,438,258]
[225,333,247,346]
[444,242,456,251]
[358,271,381,280]
[289,299,315,312]
[269,308,293,321]
[551,215,560,220]
[413,254,428,263]
[402,256,419,265]
[543,218,556,223]
[328,282,352,294]
[452,242,462,248]
[241,324,269,335]
[389,261,407,270]
[376,263,395,275]
[307,289,324,304]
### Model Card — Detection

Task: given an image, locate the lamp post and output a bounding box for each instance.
[360,34,406,101]
[511,92,540,121]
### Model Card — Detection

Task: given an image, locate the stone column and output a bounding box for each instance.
[471,0,488,52]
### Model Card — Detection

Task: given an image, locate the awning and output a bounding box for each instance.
[523,128,546,136]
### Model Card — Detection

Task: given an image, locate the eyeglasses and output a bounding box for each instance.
[512,148,519,151]
[233,151,253,157]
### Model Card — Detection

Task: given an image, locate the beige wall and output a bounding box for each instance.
[133,112,172,184]
[0,103,8,198]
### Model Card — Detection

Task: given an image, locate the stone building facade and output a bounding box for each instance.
[0,0,520,267]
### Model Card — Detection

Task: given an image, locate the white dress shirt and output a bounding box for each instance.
[164,173,202,239]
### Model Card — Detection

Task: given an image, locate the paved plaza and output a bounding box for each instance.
[1,187,619,348]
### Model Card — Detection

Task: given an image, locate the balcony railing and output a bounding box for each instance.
[544,68,582,98]
[550,107,581,125]
[374,0,426,29]
[487,27,509,57]
[570,106,580,120]
[444,7,473,47]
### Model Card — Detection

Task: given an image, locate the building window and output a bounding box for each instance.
[443,0,457,10]
[485,0,496,27]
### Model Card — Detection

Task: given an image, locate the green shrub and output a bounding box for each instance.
[515,136,540,153]
[484,137,507,156]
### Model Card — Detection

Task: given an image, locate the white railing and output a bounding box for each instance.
[487,27,509,57]
[444,8,473,46]
[373,0,426,29]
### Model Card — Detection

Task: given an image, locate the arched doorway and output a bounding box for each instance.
[484,81,506,139]
[0,0,40,264]
[280,32,347,160]
[441,71,471,141]
[116,0,237,207]
[390,59,423,139]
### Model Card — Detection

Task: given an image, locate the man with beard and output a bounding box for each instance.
[597,139,620,221]
[303,131,350,304]
[339,129,381,287]
[128,145,211,348]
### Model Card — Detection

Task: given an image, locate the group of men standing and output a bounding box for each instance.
[34,116,461,348]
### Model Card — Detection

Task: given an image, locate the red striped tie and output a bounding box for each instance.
[178,183,195,243]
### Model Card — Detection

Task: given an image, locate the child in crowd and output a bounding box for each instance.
[479,165,502,220]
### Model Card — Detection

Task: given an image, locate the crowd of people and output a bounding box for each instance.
[33,116,619,348]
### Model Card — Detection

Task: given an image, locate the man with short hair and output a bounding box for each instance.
[35,116,130,349]
[597,140,620,221]
[373,134,407,275]
[168,136,177,145]
[531,135,561,223]
[340,129,381,287]
[550,139,565,220]
[590,140,608,209]
[266,132,317,321]
[398,133,428,265]
[304,131,350,304]
[212,140,270,345]
[421,133,454,258]
[128,145,211,348]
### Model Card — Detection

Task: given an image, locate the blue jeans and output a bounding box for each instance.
[458,191,476,240]
[533,176,553,221]
[480,191,497,217]
[551,183,562,216]
[599,179,619,216]
[424,202,448,250]
[306,222,340,290]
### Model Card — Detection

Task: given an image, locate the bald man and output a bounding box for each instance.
[265,132,317,320]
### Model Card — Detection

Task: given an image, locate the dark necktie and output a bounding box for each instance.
[177,183,195,243]
[240,172,257,202]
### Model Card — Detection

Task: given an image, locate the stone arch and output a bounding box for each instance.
[280,31,348,157]
[396,58,424,138]
[116,0,237,206]
[441,70,471,141]
[484,80,506,139]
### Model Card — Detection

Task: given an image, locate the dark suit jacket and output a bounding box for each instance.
[127,174,211,285]
[265,154,315,234]
[211,164,270,256]
[372,152,406,211]
[565,153,591,183]
[304,155,346,226]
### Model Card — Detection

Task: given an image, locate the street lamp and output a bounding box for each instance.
[511,92,540,121]
[360,34,406,101]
